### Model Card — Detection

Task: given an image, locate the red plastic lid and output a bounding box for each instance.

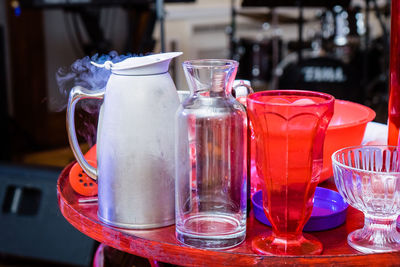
[69,159,98,196]
[84,144,97,161]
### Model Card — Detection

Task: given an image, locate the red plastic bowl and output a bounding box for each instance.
[321,100,376,182]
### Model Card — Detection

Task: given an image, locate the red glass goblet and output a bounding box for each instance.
[247,90,334,255]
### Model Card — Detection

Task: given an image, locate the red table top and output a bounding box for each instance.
[57,163,400,266]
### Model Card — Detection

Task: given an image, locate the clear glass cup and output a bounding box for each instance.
[332,145,400,253]
[247,90,334,255]
[175,59,248,249]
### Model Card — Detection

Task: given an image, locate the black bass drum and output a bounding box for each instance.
[235,37,283,85]
[276,54,363,103]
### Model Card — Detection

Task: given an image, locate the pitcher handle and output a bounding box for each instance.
[232,81,254,97]
[67,86,104,181]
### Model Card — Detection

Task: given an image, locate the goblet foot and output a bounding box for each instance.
[252,233,322,255]
[347,224,400,253]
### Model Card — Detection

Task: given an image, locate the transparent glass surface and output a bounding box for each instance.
[332,145,400,253]
[175,59,248,249]
[247,90,334,255]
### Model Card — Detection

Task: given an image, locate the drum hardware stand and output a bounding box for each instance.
[371,0,389,88]
[228,0,305,89]
[362,0,389,116]
[156,0,166,53]
[270,8,281,90]
[296,0,304,64]
[360,0,389,103]
[272,0,305,89]
[271,0,304,89]
[229,0,237,60]
[361,0,371,102]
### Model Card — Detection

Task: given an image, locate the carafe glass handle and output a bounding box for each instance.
[67,86,104,180]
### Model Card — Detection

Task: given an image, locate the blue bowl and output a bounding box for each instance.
[252,187,349,232]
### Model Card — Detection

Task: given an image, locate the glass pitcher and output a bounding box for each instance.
[175,59,248,249]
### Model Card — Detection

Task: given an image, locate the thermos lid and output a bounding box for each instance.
[91,52,183,75]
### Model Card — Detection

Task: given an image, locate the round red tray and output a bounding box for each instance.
[57,163,400,266]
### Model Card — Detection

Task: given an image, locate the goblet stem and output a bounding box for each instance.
[348,214,400,253]
[364,215,398,235]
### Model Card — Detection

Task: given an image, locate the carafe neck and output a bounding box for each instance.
[183,59,238,98]
[194,90,231,98]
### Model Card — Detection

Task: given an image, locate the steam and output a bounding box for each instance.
[56,51,134,145]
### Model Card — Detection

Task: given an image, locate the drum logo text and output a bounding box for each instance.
[302,66,346,83]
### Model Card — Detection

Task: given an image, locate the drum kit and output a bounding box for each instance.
[231,0,389,120]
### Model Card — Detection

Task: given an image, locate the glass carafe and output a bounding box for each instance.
[175,59,248,249]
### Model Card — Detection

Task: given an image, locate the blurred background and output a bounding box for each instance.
[0,0,391,266]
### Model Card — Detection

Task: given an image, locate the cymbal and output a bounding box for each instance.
[236,10,317,24]
[241,0,350,8]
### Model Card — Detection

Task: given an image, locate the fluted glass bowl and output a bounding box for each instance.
[332,145,400,253]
